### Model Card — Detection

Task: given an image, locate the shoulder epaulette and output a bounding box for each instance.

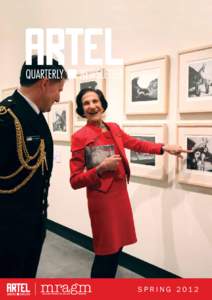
[0,105,7,115]
[0,105,48,194]
[0,97,15,108]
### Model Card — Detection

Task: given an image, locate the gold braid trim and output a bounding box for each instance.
[0,106,48,194]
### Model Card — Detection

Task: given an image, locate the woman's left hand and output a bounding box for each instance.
[162,145,192,159]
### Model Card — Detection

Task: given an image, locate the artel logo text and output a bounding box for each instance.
[6,283,31,296]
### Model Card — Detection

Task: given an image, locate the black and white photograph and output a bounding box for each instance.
[80,80,98,90]
[48,102,72,142]
[131,70,159,102]
[53,110,67,132]
[187,136,212,172]
[123,124,167,180]
[188,60,212,98]
[130,136,156,166]
[85,144,115,169]
[179,46,212,113]
[177,124,212,188]
[124,57,168,114]
[76,69,105,96]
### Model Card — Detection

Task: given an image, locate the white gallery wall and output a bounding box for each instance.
[1,0,212,277]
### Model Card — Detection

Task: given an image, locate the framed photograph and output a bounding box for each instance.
[75,69,106,94]
[177,124,212,188]
[48,101,73,142]
[74,69,106,126]
[123,123,168,180]
[1,87,17,99]
[178,45,212,113]
[124,56,169,115]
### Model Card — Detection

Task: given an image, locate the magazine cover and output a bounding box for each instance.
[85,145,115,169]
[0,0,212,299]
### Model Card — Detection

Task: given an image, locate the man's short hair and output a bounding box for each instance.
[20,55,68,86]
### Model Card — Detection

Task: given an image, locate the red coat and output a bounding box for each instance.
[70,122,163,255]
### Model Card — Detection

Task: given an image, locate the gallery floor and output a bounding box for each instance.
[37,231,140,278]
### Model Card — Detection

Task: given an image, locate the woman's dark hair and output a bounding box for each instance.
[76,88,108,118]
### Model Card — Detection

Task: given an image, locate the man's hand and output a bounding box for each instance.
[162,145,193,159]
[96,155,122,176]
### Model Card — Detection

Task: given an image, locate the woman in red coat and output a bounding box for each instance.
[70,88,188,278]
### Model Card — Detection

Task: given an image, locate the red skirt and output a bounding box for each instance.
[87,177,137,255]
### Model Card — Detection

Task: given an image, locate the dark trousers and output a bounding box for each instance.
[0,223,45,278]
[91,248,122,278]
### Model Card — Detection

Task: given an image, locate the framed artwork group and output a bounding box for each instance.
[122,45,212,187]
[2,45,211,187]
[176,45,212,188]
[123,45,212,116]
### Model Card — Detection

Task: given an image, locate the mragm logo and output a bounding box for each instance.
[39,283,92,296]
[6,282,31,296]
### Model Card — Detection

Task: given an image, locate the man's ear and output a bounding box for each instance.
[39,77,49,90]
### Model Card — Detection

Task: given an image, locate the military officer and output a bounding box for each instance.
[0,55,67,277]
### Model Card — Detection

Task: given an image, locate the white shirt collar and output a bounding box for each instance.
[17,90,40,115]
